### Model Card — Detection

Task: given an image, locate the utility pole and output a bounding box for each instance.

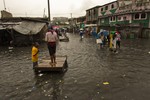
[3,0,6,10]
[47,0,51,22]
[70,13,74,33]
[43,8,46,18]
[70,13,72,19]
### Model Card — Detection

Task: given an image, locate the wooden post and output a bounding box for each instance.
[47,0,51,22]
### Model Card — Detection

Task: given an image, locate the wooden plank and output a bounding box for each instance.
[35,56,68,72]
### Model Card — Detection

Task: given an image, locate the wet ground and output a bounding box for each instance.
[0,33,150,100]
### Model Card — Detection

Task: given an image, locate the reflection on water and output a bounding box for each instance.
[0,33,150,100]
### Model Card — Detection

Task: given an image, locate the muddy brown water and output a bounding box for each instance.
[0,33,150,100]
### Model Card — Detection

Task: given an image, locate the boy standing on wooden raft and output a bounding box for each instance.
[45,26,59,66]
[31,42,39,69]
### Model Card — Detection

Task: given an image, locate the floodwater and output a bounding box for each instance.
[0,33,150,100]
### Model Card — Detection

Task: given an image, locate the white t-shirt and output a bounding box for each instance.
[45,31,58,42]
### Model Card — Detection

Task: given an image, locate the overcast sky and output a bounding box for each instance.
[0,0,115,19]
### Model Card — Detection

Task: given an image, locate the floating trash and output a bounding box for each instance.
[101,96,104,99]
[74,80,77,83]
[45,81,48,84]
[8,47,13,50]
[32,86,36,91]
[64,96,68,99]
[38,74,43,77]
[148,51,150,54]
[103,82,109,85]
[59,80,62,83]
[123,74,126,77]
[96,84,100,87]
[9,50,13,52]
[29,90,32,92]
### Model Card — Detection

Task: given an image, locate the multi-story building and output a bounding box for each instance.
[97,0,150,38]
[86,6,100,24]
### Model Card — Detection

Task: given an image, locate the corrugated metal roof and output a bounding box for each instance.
[13,21,46,35]
[0,22,20,30]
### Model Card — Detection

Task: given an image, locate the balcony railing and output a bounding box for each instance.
[119,2,150,11]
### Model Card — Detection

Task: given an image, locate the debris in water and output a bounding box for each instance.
[97,92,100,94]
[123,74,126,77]
[101,96,104,99]
[103,82,109,85]
[148,51,150,54]
[48,95,51,97]
[45,81,48,84]
[65,96,68,99]
[38,74,43,77]
[29,90,32,92]
[96,84,100,87]
[59,80,62,83]
[74,80,77,83]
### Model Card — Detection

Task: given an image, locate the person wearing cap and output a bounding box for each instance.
[45,26,58,65]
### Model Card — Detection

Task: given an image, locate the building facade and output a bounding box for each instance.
[86,6,100,24]
[96,0,150,38]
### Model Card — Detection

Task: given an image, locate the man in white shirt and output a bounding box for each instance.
[45,26,58,65]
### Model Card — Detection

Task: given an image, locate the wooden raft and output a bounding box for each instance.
[35,56,68,72]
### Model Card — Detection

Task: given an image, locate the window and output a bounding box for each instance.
[123,16,127,20]
[113,16,116,21]
[134,13,147,20]
[141,13,146,19]
[135,13,140,19]
[110,16,116,22]
[101,8,103,11]
[111,4,114,9]
[110,17,112,21]
[118,16,121,21]
[94,9,96,15]
[89,11,90,16]
[101,19,104,23]
[105,6,108,10]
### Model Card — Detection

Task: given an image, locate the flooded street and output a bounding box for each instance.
[0,33,150,100]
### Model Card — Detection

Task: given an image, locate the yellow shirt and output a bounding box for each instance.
[32,46,38,62]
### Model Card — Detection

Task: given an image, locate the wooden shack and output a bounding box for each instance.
[0,17,48,46]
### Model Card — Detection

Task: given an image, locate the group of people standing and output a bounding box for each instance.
[78,28,121,53]
[96,30,121,53]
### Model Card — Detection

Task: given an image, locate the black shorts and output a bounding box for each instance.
[47,42,56,56]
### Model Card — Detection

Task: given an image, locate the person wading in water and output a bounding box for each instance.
[45,26,59,65]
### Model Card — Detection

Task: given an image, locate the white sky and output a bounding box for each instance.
[0,0,115,19]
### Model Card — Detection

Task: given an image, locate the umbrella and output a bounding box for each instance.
[103,30,109,36]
